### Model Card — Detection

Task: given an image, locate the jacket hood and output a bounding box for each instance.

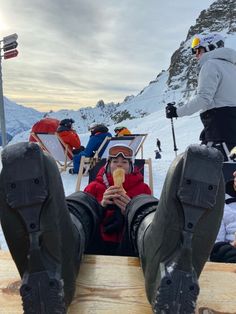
[199,47,236,67]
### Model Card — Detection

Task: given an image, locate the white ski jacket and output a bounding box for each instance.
[177,47,236,117]
[177,47,236,143]
[216,196,236,243]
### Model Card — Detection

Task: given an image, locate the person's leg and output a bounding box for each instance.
[122,194,159,257]
[127,144,225,313]
[0,142,88,313]
[66,190,103,254]
[72,152,82,173]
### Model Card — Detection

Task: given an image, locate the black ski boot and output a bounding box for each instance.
[129,144,225,314]
[66,190,103,254]
[0,142,80,313]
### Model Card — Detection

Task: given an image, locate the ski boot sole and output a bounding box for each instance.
[153,145,223,314]
[2,142,66,314]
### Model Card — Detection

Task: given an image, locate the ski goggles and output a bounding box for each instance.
[108,145,133,159]
[191,37,201,54]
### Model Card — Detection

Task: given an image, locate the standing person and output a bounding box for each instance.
[0,141,225,313]
[69,123,112,174]
[156,138,162,152]
[114,126,131,137]
[166,33,236,161]
[57,119,84,157]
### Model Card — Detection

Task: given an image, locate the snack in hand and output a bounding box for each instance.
[113,168,125,191]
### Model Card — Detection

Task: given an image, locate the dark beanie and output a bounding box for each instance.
[60,118,75,128]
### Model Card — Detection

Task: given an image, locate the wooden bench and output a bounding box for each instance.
[0,251,236,313]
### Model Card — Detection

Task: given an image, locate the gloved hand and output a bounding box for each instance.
[165,103,178,119]
[103,207,124,234]
[210,241,236,263]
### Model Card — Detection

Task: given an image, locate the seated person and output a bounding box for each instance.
[114,126,131,137]
[84,144,152,255]
[0,142,225,313]
[57,119,84,157]
[210,170,236,263]
[29,117,60,142]
[69,123,112,174]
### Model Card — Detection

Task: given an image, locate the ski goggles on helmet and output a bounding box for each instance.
[191,36,202,54]
[108,145,133,159]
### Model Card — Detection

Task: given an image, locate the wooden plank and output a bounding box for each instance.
[196,263,236,313]
[69,255,151,314]
[0,251,236,313]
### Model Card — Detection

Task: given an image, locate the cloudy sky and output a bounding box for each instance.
[0,0,214,112]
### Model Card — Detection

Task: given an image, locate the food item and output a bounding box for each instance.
[113,168,125,191]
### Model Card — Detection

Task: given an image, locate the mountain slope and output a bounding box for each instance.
[4,97,43,137]
[120,0,236,113]
[45,0,236,133]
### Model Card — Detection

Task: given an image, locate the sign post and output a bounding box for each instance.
[0,33,19,147]
[4,50,18,60]
[3,33,18,45]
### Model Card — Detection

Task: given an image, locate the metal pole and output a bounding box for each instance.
[170,117,178,157]
[0,56,7,147]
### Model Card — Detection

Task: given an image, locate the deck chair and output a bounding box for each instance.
[222,161,236,183]
[101,134,148,159]
[30,132,73,172]
[75,136,112,188]
[75,157,153,194]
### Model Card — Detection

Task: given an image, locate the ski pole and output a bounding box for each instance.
[170,117,178,157]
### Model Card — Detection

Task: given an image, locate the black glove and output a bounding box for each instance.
[72,146,85,155]
[210,241,236,263]
[165,103,178,119]
[103,207,124,234]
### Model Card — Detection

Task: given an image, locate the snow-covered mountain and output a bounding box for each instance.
[3,97,43,137]
[3,0,236,141]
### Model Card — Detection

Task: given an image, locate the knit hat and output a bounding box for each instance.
[59,118,75,128]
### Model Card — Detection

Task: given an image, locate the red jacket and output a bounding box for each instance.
[84,166,152,243]
[58,130,81,152]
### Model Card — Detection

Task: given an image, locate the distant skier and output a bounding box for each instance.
[156,138,162,152]
[165,33,236,161]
